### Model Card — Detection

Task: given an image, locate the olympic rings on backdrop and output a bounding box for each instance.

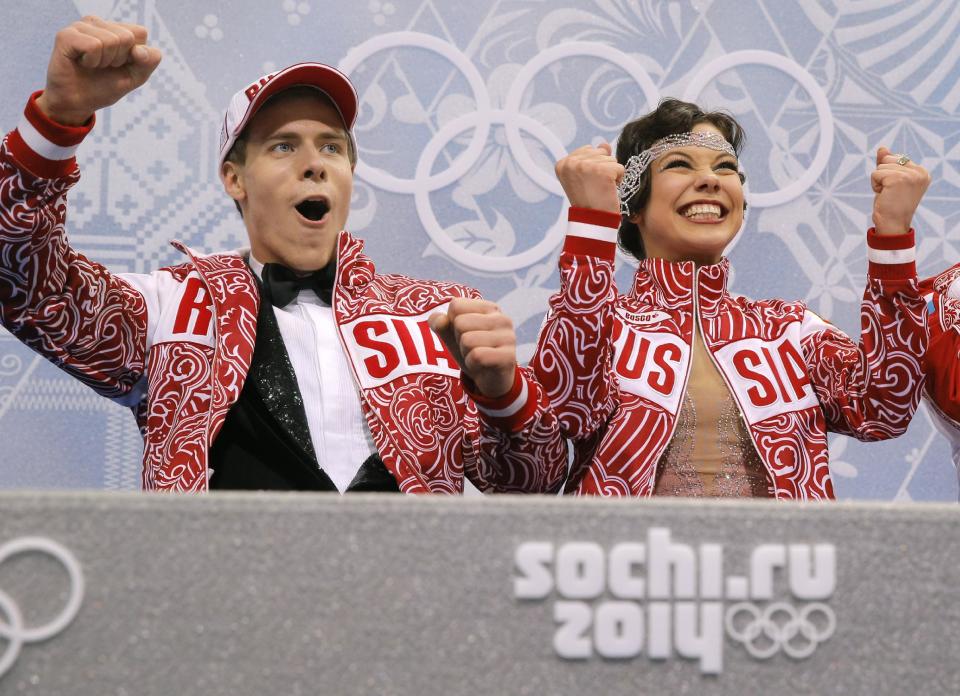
[683,51,835,208]
[339,32,492,195]
[725,601,836,660]
[0,537,84,679]
[413,109,568,272]
[502,41,661,197]
[341,35,835,271]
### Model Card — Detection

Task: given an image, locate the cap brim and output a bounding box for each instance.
[230,62,358,143]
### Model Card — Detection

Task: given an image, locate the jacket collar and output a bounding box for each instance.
[172,228,376,299]
[334,229,375,295]
[630,257,731,319]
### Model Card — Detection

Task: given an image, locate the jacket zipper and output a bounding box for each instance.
[330,236,431,492]
[645,264,776,498]
[181,246,219,493]
[693,267,778,498]
[644,265,696,495]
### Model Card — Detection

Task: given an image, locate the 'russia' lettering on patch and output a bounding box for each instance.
[713,326,818,423]
[340,305,460,388]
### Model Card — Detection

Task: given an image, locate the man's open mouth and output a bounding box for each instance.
[295,198,330,222]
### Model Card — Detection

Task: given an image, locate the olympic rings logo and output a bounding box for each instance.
[725,601,836,660]
[0,537,84,680]
[339,35,835,272]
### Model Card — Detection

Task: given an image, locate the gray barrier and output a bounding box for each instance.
[0,492,958,695]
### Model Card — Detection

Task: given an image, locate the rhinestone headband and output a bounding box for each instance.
[617,131,738,215]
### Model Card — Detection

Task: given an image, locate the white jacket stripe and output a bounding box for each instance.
[16,116,79,161]
[568,220,619,243]
[867,247,915,265]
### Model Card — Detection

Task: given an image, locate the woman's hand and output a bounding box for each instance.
[871,146,931,235]
[555,143,625,214]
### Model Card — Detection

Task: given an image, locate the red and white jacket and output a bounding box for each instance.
[0,94,566,493]
[919,264,960,479]
[531,207,928,499]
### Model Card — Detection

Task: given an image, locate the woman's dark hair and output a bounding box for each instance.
[616,98,746,261]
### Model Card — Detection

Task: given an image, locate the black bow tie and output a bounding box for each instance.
[260,261,336,308]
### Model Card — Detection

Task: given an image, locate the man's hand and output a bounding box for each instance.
[429,299,517,399]
[871,146,931,235]
[35,16,162,126]
[555,142,625,214]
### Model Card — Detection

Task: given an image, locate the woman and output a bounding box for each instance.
[531,98,930,498]
[917,266,960,489]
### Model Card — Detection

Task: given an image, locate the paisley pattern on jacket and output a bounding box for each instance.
[532,208,927,499]
[0,101,565,493]
[919,263,960,471]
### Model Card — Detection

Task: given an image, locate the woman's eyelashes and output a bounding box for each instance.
[661,159,689,170]
[660,158,740,173]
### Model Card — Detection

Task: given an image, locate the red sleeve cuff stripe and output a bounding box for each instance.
[469,369,540,432]
[16,114,80,161]
[867,227,915,250]
[6,129,77,179]
[568,206,621,228]
[483,395,538,432]
[475,375,528,419]
[563,235,617,260]
[470,367,523,411]
[24,91,93,147]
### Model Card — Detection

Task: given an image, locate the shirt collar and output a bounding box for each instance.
[249,253,334,308]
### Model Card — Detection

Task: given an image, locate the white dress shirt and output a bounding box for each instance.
[250,255,378,492]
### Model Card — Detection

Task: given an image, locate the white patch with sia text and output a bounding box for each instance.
[712,326,817,423]
[340,305,460,389]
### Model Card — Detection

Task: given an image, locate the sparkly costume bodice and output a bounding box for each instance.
[653,325,773,498]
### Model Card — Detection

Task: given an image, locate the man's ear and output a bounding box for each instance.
[221,160,246,204]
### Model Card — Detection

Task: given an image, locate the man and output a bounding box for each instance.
[0,16,565,493]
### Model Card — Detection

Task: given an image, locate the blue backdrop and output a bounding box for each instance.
[1,0,958,500]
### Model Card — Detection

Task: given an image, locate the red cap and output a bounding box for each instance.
[218,62,358,168]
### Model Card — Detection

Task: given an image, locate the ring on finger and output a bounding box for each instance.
[896,154,911,166]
